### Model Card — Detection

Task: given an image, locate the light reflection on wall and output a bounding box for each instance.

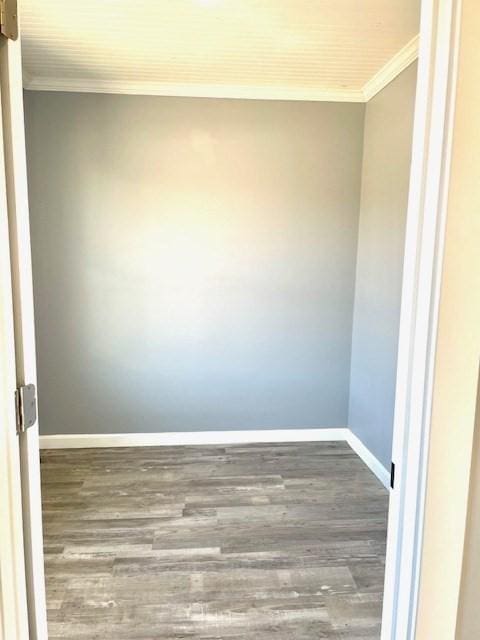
[25,92,365,434]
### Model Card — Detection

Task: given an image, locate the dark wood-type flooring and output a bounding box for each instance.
[40,441,388,639]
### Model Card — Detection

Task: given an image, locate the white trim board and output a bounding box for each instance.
[380,2,462,637]
[39,427,390,489]
[22,37,419,103]
[363,35,420,101]
[39,428,349,448]
[21,78,365,103]
[346,431,391,489]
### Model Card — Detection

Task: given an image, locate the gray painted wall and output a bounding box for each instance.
[24,92,364,435]
[349,63,417,469]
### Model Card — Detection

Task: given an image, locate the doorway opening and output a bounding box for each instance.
[0,1,461,638]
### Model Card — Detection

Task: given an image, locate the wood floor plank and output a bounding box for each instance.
[41,441,388,638]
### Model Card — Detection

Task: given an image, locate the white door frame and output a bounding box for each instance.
[381,0,462,638]
[0,1,463,638]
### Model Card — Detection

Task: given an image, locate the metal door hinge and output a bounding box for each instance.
[0,0,18,41]
[390,462,396,490]
[15,384,37,434]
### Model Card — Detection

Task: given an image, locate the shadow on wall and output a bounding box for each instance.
[349,63,418,469]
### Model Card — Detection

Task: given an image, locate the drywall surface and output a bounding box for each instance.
[24,92,364,435]
[348,63,417,470]
[456,379,480,640]
[415,0,480,635]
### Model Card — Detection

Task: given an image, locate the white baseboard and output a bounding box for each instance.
[346,431,391,489]
[39,428,349,450]
[39,427,389,489]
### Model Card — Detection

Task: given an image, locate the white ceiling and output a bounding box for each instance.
[19,0,420,102]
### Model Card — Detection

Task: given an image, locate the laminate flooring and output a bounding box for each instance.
[40,441,388,639]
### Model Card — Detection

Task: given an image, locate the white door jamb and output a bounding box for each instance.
[381,0,462,638]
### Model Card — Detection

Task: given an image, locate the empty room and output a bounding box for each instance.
[10,0,422,638]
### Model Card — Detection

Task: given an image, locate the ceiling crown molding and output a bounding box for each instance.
[21,76,366,103]
[362,35,420,101]
[22,36,419,103]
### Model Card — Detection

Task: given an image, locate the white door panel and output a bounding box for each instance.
[0,31,47,640]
